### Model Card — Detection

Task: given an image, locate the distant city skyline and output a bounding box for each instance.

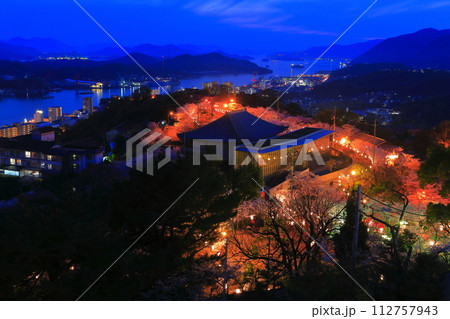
[3,0,450,54]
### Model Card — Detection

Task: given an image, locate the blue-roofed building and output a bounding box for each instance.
[235,127,334,178]
[178,109,287,144]
[179,109,333,178]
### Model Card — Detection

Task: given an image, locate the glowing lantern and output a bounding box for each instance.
[386,153,398,165]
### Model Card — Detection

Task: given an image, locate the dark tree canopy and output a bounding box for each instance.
[418,145,450,197]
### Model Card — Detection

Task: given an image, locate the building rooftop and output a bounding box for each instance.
[0,135,55,153]
[236,127,333,154]
[351,132,386,147]
[58,137,103,150]
[0,135,103,154]
[178,109,287,142]
[32,126,60,134]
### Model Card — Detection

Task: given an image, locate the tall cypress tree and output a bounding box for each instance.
[333,191,369,266]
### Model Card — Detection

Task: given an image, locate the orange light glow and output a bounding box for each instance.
[386,154,398,161]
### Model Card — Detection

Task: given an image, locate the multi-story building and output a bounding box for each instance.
[18,123,35,136]
[222,81,234,90]
[48,107,62,122]
[0,125,18,138]
[0,123,35,138]
[34,110,44,123]
[0,128,104,178]
[83,97,93,114]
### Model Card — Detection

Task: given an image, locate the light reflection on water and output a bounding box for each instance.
[0,58,343,126]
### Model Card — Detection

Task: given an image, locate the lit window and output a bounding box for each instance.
[25,151,31,158]
[47,155,53,161]
[41,162,45,168]
[10,158,16,165]
[16,159,22,166]
[47,164,52,170]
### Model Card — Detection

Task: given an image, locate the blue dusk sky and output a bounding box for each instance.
[2,0,450,53]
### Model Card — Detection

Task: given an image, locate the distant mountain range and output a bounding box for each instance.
[0,37,253,61]
[0,42,42,60]
[353,28,450,69]
[268,39,384,60]
[2,28,450,71]
[0,52,270,80]
[108,52,264,74]
[4,37,73,53]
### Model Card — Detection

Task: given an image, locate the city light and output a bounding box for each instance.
[386,154,398,160]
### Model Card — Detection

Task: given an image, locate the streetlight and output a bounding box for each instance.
[167,111,174,124]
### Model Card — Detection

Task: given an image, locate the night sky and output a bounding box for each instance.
[3,0,450,53]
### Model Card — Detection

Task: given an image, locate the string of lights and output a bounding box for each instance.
[361,192,427,217]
